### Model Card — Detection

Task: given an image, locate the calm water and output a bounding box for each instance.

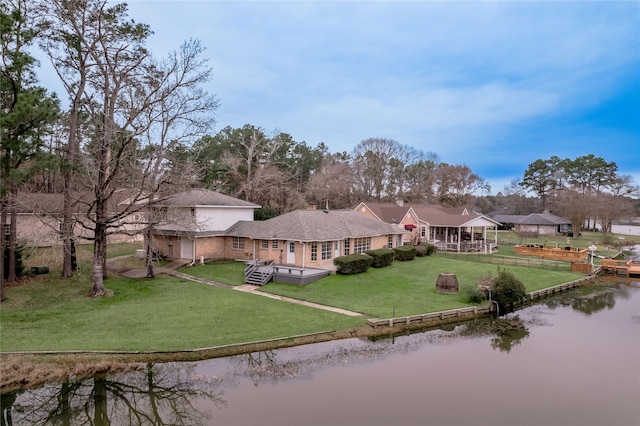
[2,281,639,426]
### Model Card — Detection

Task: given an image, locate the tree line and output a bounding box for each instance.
[1,0,638,301]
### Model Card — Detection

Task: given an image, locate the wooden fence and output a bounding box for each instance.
[435,251,574,272]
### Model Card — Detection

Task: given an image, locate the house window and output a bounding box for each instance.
[232,237,245,250]
[421,226,426,238]
[353,237,371,254]
[261,240,269,250]
[272,240,279,249]
[311,242,318,261]
[344,239,350,255]
[321,241,333,260]
[388,235,393,248]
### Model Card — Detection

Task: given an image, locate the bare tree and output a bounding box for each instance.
[307,152,358,209]
[351,138,401,201]
[553,189,591,237]
[591,194,634,235]
[40,0,217,295]
[433,164,490,207]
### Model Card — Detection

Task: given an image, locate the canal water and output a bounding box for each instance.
[2,281,639,426]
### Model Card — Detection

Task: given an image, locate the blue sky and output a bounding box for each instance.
[39,1,640,195]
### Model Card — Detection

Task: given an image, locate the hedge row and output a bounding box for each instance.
[333,243,437,275]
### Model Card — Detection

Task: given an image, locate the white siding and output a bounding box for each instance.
[196,207,254,231]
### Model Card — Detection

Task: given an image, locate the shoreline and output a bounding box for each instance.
[1,309,490,393]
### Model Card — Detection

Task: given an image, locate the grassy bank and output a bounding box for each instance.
[0,274,363,352]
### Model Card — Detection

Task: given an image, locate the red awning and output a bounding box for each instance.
[404,224,417,230]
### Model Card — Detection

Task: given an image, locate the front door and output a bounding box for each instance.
[287,241,296,264]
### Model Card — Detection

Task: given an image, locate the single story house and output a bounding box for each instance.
[488,212,572,237]
[224,209,407,271]
[355,201,501,253]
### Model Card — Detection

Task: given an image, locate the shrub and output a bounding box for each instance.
[415,245,428,257]
[333,253,372,275]
[421,243,436,256]
[601,234,615,246]
[464,285,486,304]
[491,268,527,311]
[366,248,396,268]
[393,245,417,261]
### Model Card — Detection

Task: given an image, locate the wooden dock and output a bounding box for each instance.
[601,259,640,277]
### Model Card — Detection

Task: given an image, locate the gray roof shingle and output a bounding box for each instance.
[158,189,260,208]
[225,210,407,241]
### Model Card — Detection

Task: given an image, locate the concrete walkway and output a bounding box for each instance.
[106,256,364,317]
[234,284,364,317]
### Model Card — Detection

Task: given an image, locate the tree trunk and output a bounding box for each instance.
[7,185,17,282]
[90,222,107,296]
[145,229,154,278]
[93,377,109,426]
[0,202,6,302]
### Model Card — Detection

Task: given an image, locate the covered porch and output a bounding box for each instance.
[429,216,500,253]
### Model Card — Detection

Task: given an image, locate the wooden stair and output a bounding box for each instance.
[244,260,275,286]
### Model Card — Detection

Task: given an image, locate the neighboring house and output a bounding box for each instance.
[488,212,572,237]
[5,191,144,247]
[354,201,501,253]
[151,190,407,271]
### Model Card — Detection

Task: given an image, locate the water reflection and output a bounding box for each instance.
[1,363,222,426]
[3,283,638,426]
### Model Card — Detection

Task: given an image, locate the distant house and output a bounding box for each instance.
[151,190,407,271]
[487,212,572,237]
[5,191,144,247]
[355,201,501,253]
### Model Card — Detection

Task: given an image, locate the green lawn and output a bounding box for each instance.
[1,253,583,353]
[260,256,582,318]
[181,260,246,286]
[0,274,363,352]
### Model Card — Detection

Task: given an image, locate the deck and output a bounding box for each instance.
[272,265,330,285]
[600,259,640,276]
[513,244,588,261]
